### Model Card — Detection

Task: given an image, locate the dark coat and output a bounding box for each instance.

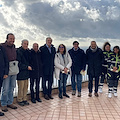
[40,44,56,75]
[86,47,104,77]
[68,48,86,75]
[30,49,43,79]
[17,47,31,80]
[0,45,9,77]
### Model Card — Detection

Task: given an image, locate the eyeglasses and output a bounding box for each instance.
[59,46,64,48]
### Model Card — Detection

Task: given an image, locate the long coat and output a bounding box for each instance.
[86,47,104,77]
[30,49,43,79]
[40,44,56,76]
[17,47,31,80]
[68,48,86,75]
[0,45,9,77]
[54,52,72,80]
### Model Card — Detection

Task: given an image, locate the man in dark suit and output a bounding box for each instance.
[40,37,56,100]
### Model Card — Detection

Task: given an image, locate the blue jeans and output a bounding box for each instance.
[71,74,82,92]
[1,75,16,106]
[58,73,68,96]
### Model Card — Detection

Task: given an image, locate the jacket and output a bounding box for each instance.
[54,52,72,80]
[68,47,86,75]
[17,47,31,80]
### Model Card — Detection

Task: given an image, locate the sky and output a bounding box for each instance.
[0,0,120,49]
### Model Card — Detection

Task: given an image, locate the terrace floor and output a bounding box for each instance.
[1,83,120,120]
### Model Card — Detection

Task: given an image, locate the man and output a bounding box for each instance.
[30,43,43,103]
[40,37,56,100]
[17,40,32,106]
[86,41,103,97]
[68,41,86,97]
[0,45,9,116]
[1,33,17,112]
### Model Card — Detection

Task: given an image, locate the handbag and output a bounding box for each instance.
[9,61,19,75]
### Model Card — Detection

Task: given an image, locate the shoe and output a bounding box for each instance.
[1,106,8,112]
[88,93,92,97]
[72,90,76,95]
[59,95,63,99]
[94,93,99,97]
[63,93,70,98]
[7,104,17,109]
[77,92,81,97]
[114,92,118,97]
[31,99,36,103]
[48,95,54,99]
[23,101,29,105]
[99,87,103,93]
[18,101,24,106]
[36,98,42,102]
[108,93,112,98]
[0,111,4,116]
[44,95,49,100]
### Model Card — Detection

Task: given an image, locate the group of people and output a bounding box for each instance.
[0,33,120,116]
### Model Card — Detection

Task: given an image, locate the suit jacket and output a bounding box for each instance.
[40,44,56,76]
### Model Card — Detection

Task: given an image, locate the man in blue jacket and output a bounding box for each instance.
[0,45,9,116]
[40,37,56,100]
[86,41,103,97]
[69,41,86,97]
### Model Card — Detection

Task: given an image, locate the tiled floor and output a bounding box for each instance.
[1,84,120,120]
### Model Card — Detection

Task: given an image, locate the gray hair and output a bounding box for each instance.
[21,39,29,44]
[46,37,52,42]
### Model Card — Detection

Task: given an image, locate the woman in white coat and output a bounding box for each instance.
[54,44,72,99]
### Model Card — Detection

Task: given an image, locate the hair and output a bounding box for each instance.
[57,44,66,54]
[6,33,14,40]
[103,42,111,51]
[46,37,52,42]
[91,41,96,43]
[21,39,29,44]
[73,41,79,45]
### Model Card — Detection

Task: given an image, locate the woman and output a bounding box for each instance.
[54,44,72,99]
[99,42,113,93]
[107,46,120,98]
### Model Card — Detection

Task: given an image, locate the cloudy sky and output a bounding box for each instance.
[0,0,120,49]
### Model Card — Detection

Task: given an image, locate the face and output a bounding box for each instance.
[7,35,15,45]
[114,48,119,54]
[91,41,97,49]
[105,45,110,52]
[33,43,39,51]
[46,38,52,46]
[22,41,29,50]
[59,45,64,53]
[73,43,79,49]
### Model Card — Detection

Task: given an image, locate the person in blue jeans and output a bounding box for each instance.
[55,44,72,99]
[1,33,17,112]
[69,41,86,97]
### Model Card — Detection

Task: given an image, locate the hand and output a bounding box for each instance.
[113,67,117,72]
[3,75,8,79]
[28,66,32,70]
[64,68,68,74]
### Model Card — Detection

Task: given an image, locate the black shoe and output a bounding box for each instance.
[63,93,70,98]
[36,98,42,102]
[0,112,4,116]
[44,95,49,100]
[48,95,54,99]
[18,101,24,106]
[59,95,63,99]
[23,101,29,105]
[31,99,36,103]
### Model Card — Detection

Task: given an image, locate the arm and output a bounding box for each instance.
[66,53,72,69]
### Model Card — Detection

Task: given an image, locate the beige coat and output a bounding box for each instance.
[54,52,72,80]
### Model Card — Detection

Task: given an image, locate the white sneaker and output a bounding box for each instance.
[108,93,112,98]
[114,92,118,97]
[99,87,103,93]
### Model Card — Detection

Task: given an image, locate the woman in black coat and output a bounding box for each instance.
[0,45,9,116]
[30,43,43,103]
[86,41,103,97]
